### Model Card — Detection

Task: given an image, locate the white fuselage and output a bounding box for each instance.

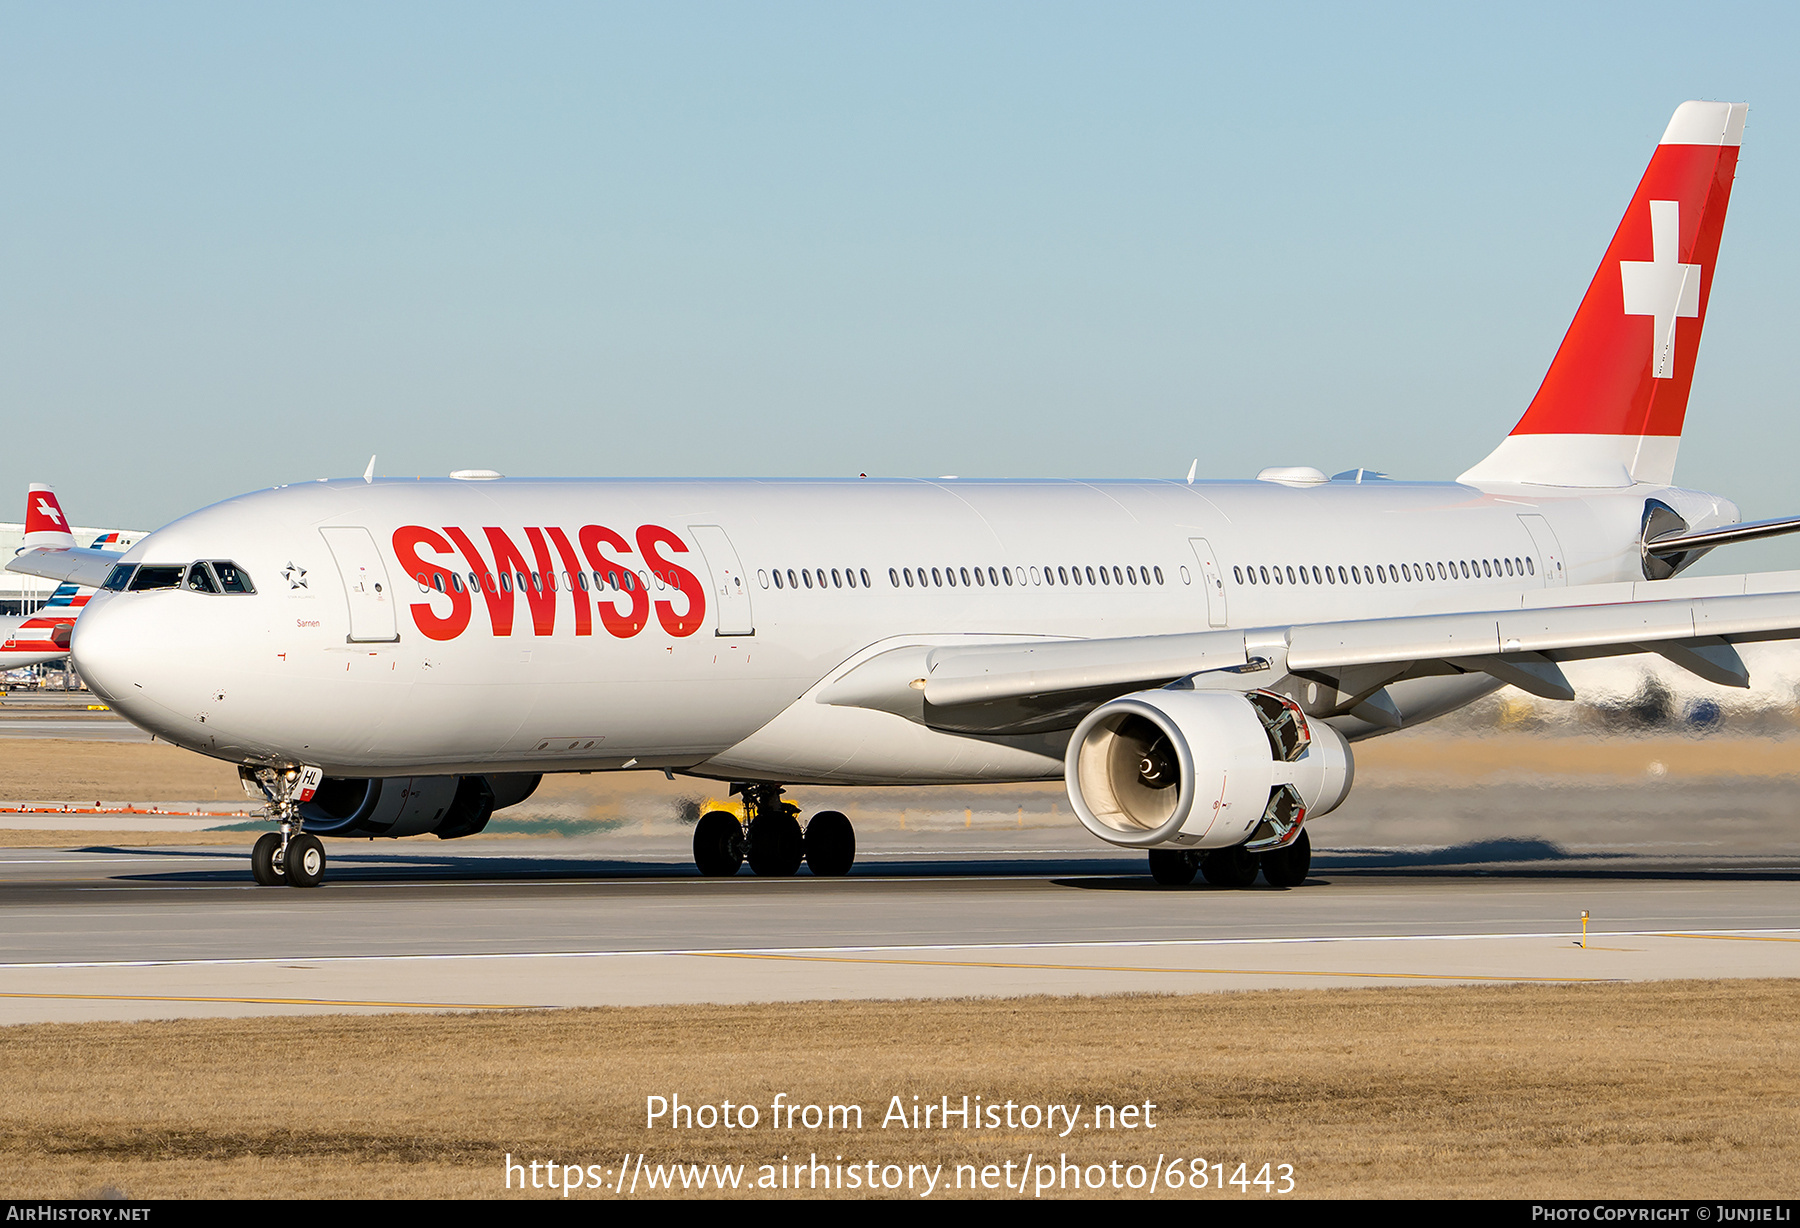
[69,475,1736,783]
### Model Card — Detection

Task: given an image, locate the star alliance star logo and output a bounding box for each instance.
[282,562,308,590]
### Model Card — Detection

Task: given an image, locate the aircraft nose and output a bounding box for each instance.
[71,590,206,746]
[70,592,156,711]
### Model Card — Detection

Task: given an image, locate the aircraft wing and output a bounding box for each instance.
[831,570,1800,734]
[6,546,123,589]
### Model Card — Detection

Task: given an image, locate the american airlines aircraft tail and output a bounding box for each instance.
[15,100,1800,891]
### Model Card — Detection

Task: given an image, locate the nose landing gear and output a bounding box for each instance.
[241,765,329,888]
[689,783,857,878]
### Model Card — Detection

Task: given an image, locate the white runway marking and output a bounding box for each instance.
[3,928,1795,971]
[0,857,230,865]
[70,871,1130,891]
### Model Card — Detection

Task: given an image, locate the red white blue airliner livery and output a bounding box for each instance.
[0,487,106,671]
[16,101,1800,889]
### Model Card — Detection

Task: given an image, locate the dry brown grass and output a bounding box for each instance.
[4,728,1795,808]
[0,739,242,802]
[1,981,1795,1199]
[1355,731,1800,780]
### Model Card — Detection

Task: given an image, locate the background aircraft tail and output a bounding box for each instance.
[1461,100,1746,488]
[22,484,76,550]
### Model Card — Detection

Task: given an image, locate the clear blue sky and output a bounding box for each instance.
[5,2,1798,566]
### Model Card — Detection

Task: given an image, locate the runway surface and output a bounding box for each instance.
[0,696,151,742]
[0,719,152,742]
[2,829,1796,1023]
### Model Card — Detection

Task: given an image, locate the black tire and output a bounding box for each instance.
[746,809,804,877]
[804,810,856,877]
[1260,829,1312,888]
[1200,844,1259,889]
[693,811,745,876]
[251,832,283,886]
[1147,848,1200,885]
[284,833,326,888]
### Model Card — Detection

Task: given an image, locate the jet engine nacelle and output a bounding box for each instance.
[299,772,541,839]
[1065,688,1352,851]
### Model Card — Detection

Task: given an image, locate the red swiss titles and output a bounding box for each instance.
[392,524,706,642]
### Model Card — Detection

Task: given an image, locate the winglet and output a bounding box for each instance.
[363,455,377,484]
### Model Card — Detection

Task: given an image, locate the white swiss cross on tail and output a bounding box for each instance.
[1459,100,1744,489]
[1620,199,1701,379]
[22,483,77,550]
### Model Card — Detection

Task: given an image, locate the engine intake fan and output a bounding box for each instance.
[1064,688,1352,850]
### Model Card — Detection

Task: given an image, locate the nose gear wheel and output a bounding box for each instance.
[241,764,329,888]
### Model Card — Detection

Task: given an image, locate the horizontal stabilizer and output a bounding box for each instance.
[1646,513,1800,555]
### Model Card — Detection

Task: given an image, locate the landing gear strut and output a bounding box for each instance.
[241,765,328,889]
[688,784,858,878]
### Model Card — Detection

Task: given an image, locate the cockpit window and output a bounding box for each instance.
[210,561,255,593]
[128,565,185,591]
[102,564,134,591]
[185,562,220,594]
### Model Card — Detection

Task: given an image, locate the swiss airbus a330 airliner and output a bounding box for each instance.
[16,100,1799,889]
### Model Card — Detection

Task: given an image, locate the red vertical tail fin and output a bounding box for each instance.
[23,484,76,550]
[1462,101,1746,488]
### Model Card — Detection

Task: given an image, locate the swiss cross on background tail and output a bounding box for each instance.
[22,483,76,550]
[1461,100,1746,490]
[1621,200,1701,380]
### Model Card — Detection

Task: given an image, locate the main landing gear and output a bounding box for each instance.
[692,782,856,878]
[1147,829,1311,889]
[242,765,328,888]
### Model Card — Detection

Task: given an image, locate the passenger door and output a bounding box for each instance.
[688,524,755,636]
[321,526,400,642]
[1188,537,1228,627]
[1517,515,1568,587]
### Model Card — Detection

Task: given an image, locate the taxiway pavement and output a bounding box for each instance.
[1,829,1795,1023]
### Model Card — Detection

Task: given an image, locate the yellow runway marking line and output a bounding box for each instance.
[0,991,536,1010]
[695,952,1614,984]
[1663,932,1800,943]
